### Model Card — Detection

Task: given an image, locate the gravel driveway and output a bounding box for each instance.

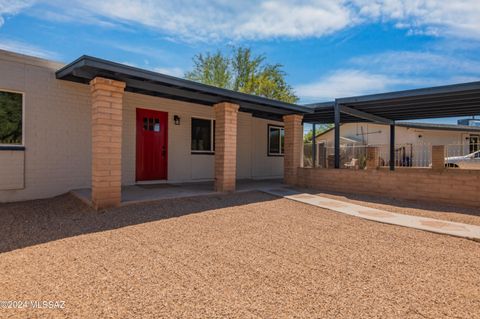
[0,191,479,318]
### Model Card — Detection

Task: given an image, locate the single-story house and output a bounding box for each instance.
[0,49,309,208]
[2,49,480,209]
[314,122,480,167]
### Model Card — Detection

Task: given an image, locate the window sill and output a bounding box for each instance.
[268,153,284,157]
[191,151,215,155]
[0,145,25,151]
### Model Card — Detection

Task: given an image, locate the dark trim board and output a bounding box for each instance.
[191,152,215,155]
[0,145,25,151]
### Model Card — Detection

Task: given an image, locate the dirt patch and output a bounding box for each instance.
[0,191,479,318]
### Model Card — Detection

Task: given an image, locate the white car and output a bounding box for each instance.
[445,150,480,169]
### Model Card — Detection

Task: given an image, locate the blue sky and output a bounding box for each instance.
[1,0,480,124]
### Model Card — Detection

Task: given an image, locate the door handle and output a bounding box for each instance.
[162,146,166,157]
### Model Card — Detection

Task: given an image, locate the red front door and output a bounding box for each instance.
[136,108,168,181]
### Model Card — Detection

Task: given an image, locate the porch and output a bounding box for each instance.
[56,56,310,210]
[72,179,285,206]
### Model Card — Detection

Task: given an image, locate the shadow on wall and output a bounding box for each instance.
[0,191,277,254]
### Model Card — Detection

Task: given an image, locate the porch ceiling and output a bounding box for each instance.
[56,55,313,121]
[304,81,480,124]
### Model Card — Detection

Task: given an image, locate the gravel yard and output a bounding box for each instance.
[0,191,479,318]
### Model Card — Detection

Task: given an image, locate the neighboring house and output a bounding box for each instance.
[314,122,480,167]
[0,50,310,206]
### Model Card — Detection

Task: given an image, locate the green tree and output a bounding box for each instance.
[185,47,298,103]
[185,51,231,89]
[303,124,334,143]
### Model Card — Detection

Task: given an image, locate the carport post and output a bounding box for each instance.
[390,123,395,171]
[312,123,316,167]
[334,103,340,169]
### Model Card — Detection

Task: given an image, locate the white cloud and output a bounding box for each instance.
[351,0,480,39]
[233,1,353,39]
[2,1,480,41]
[0,38,58,59]
[25,0,353,41]
[296,70,418,101]
[55,0,353,41]
[296,50,480,102]
[0,0,34,27]
[24,0,480,41]
[3,1,480,41]
[349,51,480,75]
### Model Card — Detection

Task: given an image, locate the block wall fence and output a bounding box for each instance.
[295,167,480,208]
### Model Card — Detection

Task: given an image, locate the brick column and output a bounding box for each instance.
[214,102,239,192]
[90,77,126,210]
[283,114,303,185]
[431,145,445,170]
[366,146,379,169]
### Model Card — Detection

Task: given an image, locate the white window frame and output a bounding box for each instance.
[268,125,284,156]
[0,88,25,148]
[470,134,480,154]
[191,117,215,154]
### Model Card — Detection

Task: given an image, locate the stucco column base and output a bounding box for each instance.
[214,102,239,192]
[283,114,303,185]
[90,77,126,210]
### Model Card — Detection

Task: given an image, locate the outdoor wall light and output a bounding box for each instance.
[174,115,181,125]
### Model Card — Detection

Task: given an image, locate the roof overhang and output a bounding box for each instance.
[304,81,480,124]
[56,56,313,121]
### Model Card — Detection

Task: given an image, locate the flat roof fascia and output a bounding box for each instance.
[56,56,313,114]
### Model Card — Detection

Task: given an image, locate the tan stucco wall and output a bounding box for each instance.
[251,117,284,178]
[0,50,283,202]
[0,150,25,190]
[0,50,91,202]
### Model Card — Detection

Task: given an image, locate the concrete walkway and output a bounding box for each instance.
[264,187,480,241]
[72,179,285,206]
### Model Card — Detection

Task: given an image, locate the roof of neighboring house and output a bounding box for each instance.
[396,122,480,132]
[339,136,362,144]
[314,122,480,139]
[56,55,313,121]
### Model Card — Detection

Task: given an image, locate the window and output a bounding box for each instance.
[143,117,161,132]
[0,91,23,145]
[268,125,284,156]
[470,136,479,153]
[191,118,215,153]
